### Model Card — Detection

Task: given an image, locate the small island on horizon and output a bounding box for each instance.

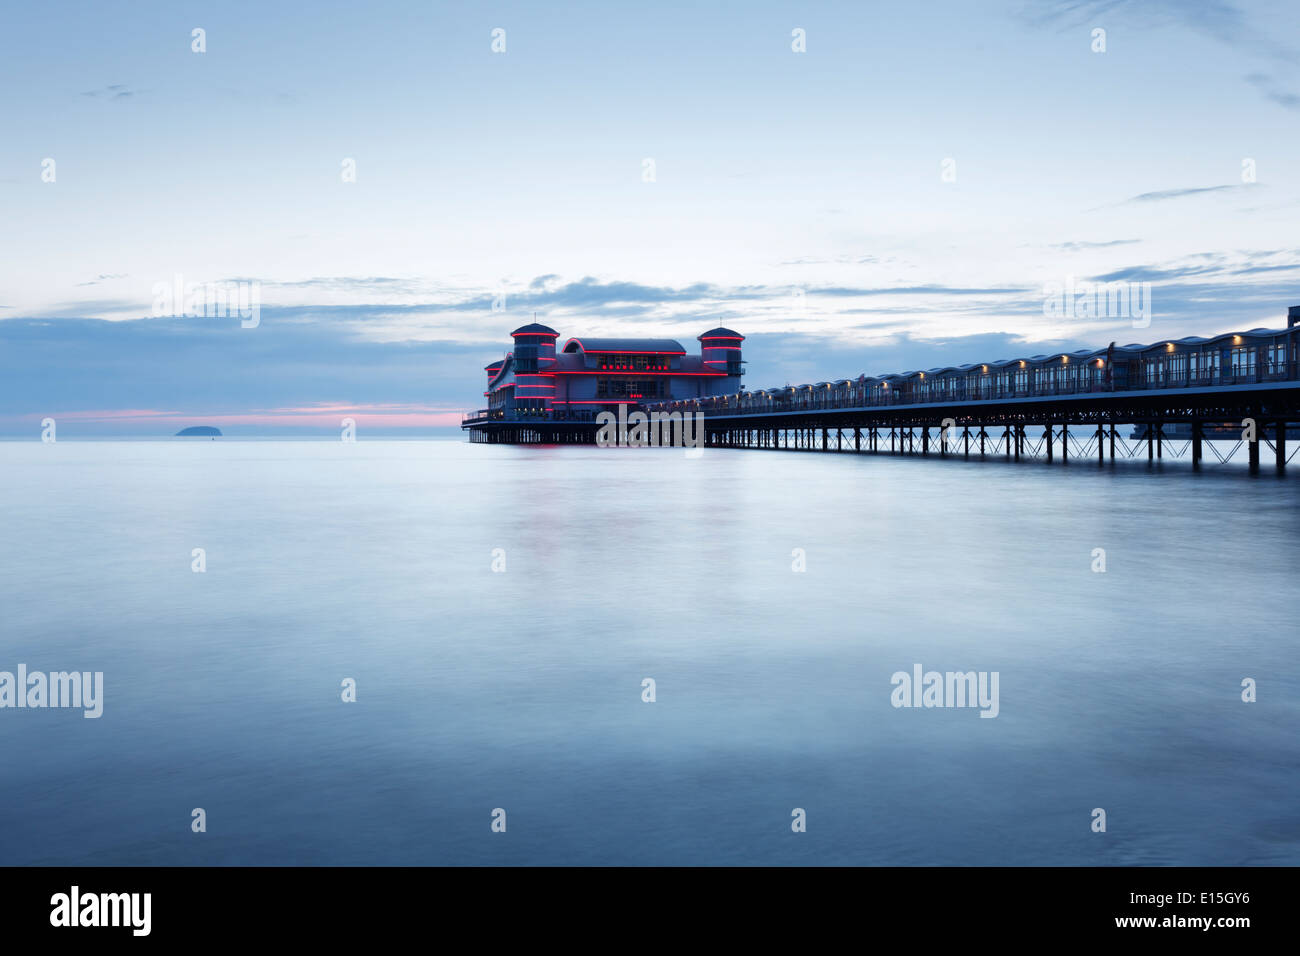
[175,426,222,437]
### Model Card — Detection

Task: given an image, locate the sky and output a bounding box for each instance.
[2,0,1299,435]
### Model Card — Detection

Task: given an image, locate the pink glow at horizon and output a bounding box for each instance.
[18,404,466,428]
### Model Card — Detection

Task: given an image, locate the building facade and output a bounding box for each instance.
[483,323,744,418]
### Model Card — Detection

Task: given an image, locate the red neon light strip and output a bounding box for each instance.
[537,369,727,377]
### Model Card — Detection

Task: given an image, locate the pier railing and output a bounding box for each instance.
[646,359,1300,418]
[462,408,605,424]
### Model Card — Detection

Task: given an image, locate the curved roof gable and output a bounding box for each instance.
[698,327,744,340]
[562,337,686,354]
[511,322,559,337]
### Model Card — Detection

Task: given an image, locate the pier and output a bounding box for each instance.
[464,313,1300,472]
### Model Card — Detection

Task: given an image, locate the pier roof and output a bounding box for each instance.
[825,326,1294,388]
[511,322,559,337]
[561,337,686,354]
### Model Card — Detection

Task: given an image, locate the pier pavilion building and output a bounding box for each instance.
[482,323,745,419]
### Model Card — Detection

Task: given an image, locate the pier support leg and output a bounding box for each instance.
[1156,424,1163,460]
[1109,425,1116,462]
[854,427,861,452]
[1192,421,1202,469]
[963,427,970,459]
[1004,426,1011,459]
[1249,431,1260,472]
[1097,423,1104,465]
[979,428,986,457]
[1014,425,1022,461]
[922,427,930,456]
[1147,428,1154,462]
[1277,422,1287,471]
[1046,425,1054,463]
[1061,424,1068,464]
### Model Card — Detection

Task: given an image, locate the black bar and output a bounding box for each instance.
[2,866,1283,943]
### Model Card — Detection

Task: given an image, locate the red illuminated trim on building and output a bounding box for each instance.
[580,349,686,355]
[533,369,728,377]
[483,326,743,416]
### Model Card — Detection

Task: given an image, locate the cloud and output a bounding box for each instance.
[267,276,414,292]
[5,256,1299,434]
[1029,1,1300,110]
[80,84,136,100]
[778,255,882,266]
[75,274,128,287]
[1091,264,1223,282]
[1026,0,1253,36]
[1048,240,1141,251]
[1122,185,1247,204]
[29,298,147,319]
[1089,249,1300,283]
[463,277,1029,311]
[1244,73,1300,111]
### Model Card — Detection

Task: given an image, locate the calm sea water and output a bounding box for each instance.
[1,439,1296,866]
